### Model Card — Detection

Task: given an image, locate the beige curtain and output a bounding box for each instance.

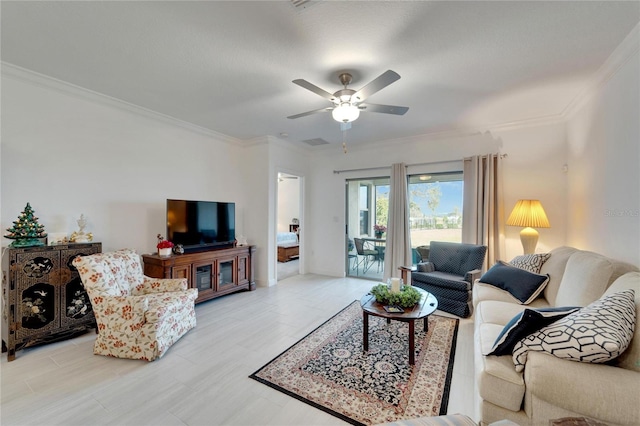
[384,163,412,280]
[462,154,505,270]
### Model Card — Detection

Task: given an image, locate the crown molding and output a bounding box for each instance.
[241,135,270,147]
[562,21,640,120]
[1,62,242,146]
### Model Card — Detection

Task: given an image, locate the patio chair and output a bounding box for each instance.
[354,238,379,274]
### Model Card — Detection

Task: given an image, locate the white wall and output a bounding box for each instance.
[566,46,640,266]
[305,127,569,277]
[242,137,309,287]
[1,71,245,256]
[492,123,568,257]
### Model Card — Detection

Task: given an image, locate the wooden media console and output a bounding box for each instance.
[142,245,256,304]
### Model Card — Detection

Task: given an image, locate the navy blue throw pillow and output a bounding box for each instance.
[487,306,580,356]
[480,261,550,304]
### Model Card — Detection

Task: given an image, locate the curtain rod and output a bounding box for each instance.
[332,153,507,175]
[333,159,461,175]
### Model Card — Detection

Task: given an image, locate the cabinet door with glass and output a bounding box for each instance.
[193,261,216,300]
[216,254,237,292]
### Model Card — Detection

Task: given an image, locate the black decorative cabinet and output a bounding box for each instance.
[2,242,101,361]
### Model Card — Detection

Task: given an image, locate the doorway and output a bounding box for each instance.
[277,172,301,281]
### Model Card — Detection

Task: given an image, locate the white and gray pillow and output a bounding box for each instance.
[487,306,580,356]
[513,289,636,372]
[510,253,551,274]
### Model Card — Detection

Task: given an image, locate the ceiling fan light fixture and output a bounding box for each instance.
[332,103,360,123]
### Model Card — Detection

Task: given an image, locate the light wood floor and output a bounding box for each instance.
[1,274,475,426]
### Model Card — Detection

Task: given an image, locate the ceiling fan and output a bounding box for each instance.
[287,70,409,123]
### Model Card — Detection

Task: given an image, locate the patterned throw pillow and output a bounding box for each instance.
[510,253,551,274]
[512,289,636,372]
[487,306,580,356]
[479,261,550,304]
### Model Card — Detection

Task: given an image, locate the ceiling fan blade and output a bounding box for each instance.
[287,107,333,119]
[292,79,336,101]
[359,103,409,115]
[351,70,401,103]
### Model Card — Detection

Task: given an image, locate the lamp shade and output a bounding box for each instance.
[506,200,550,228]
[332,103,360,123]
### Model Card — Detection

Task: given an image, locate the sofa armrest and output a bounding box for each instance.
[464,269,482,284]
[134,276,189,294]
[524,351,640,425]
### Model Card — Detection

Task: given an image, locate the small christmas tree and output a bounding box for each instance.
[5,203,48,247]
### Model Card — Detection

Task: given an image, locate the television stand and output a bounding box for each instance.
[142,245,256,304]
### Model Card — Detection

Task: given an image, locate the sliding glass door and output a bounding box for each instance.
[345,171,464,278]
[346,177,389,280]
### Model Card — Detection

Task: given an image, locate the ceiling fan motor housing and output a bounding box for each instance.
[333,89,357,104]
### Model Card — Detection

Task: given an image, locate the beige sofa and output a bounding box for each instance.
[473,247,640,425]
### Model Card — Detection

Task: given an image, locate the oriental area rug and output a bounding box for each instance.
[249,301,459,426]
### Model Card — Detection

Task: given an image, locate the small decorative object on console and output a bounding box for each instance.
[4,202,48,247]
[370,282,421,308]
[157,234,174,256]
[70,214,93,243]
[173,244,184,255]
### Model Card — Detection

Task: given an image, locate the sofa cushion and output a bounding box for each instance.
[510,253,551,274]
[540,246,579,306]
[605,272,640,372]
[554,252,614,307]
[476,322,526,412]
[513,289,636,372]
[412,271,471,292]
[479,261,550,304]
[487,306,580,356]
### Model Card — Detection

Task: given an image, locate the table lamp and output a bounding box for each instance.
[506,199,550,254]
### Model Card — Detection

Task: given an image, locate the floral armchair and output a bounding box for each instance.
[73,249,197,361]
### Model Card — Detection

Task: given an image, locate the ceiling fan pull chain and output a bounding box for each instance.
[342,129,348,154]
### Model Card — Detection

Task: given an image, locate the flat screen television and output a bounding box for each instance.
[166,199,235,252]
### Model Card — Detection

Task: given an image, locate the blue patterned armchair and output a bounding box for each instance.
[408,241,487,318]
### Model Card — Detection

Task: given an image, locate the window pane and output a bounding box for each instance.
[359,210,369,235]
[359,185,368,210]
[408,172,463,248]
[375,184,389,231]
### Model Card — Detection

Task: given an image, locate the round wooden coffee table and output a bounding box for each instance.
[360,287,438,365]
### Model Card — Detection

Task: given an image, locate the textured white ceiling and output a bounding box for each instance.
[2,1,639,148]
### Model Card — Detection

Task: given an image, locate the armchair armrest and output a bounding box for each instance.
[134,276,189,295]
[399,266,416,284]
[464,269,482,284]
[525,352,640,425]
[92,294,149,333]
